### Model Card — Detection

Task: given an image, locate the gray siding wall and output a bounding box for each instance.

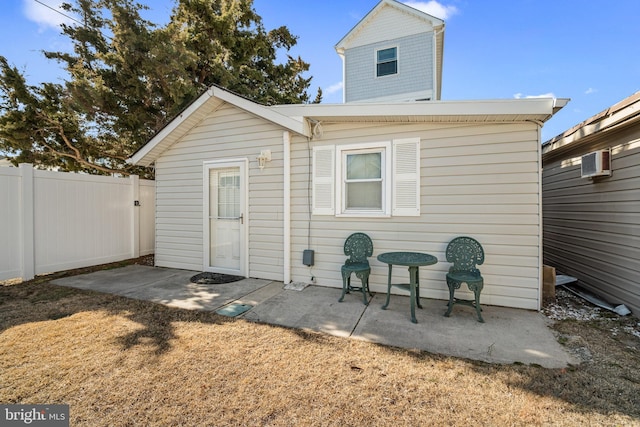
[290,121,543,310]
[154,103,286,280]
[543,131,640,315]
[345,33,434,102]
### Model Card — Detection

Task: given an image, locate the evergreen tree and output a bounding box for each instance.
[0,0,318,177]
[170,0,315,105]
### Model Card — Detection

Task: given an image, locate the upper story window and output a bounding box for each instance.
[376,47,398,77]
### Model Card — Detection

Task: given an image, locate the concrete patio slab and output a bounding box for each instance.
[51,265,183,294]
[52,265,272,311]
[242,285,370,338]
[123,275,270,311]
[353,294,575,367]
[51,265,578,368]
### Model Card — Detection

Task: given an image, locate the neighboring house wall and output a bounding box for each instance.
[154,103,286,279]
[0,165,155,281]
[345,32,434,103]
[542,125,640,315]
[290,121,544,310]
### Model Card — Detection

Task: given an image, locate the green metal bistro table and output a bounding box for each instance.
[377,252,438,323]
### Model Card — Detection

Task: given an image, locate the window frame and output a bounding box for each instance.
[336,142,392,218]
[375,46,398,78]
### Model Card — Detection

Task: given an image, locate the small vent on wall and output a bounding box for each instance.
[581,149,611,178]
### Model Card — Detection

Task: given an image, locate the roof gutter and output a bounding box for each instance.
[552,97,570,114]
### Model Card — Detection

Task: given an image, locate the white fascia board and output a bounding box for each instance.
[274,98,564,120]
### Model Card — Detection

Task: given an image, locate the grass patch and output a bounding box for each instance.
[1,258,639,426]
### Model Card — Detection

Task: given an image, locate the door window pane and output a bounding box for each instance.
[217,170,240,218]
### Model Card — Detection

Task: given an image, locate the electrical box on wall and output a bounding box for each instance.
[581,149,611,178]
[303,249,315,266]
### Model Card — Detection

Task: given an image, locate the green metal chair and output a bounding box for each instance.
[444,236,485,322]
[339,232,373,305]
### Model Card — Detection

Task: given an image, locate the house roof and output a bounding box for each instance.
[128,85,311,167]
[272,97,569,125]
[542,91,640,160]
[129,84,568,168]
[334,0,445,100]
[335,0,444,50]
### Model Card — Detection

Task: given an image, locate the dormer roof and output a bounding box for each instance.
[336,0,444,51]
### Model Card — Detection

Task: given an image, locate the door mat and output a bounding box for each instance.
[215,303,253,317]
[190,272,245,284]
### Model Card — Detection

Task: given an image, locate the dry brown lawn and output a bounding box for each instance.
[1,257,639,426]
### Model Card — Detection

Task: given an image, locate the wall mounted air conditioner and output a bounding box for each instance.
[581,149,611,178]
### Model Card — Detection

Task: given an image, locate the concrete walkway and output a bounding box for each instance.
[51,265,577,368]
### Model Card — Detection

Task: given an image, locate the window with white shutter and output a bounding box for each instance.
[311,138,420,218]
[336,142,391,217]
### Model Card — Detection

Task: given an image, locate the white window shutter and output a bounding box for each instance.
[312,145,335,215]
[392,138,420,216]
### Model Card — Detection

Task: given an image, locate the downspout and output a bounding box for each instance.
[535,122,543,311]
[283,130,291,284]
[337,49,346,103]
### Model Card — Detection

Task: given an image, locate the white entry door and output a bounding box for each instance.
[204,160,247,276]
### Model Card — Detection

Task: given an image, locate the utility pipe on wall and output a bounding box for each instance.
[535,122,544,311]
[283,131,291,284]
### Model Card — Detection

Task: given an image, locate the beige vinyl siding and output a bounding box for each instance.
[290,121,543,310]
[542,137,640,315]
[155,103,286,279]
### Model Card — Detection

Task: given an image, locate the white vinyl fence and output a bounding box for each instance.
[0,164,155,281]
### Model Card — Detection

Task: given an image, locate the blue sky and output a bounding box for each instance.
[2,0,639,141]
